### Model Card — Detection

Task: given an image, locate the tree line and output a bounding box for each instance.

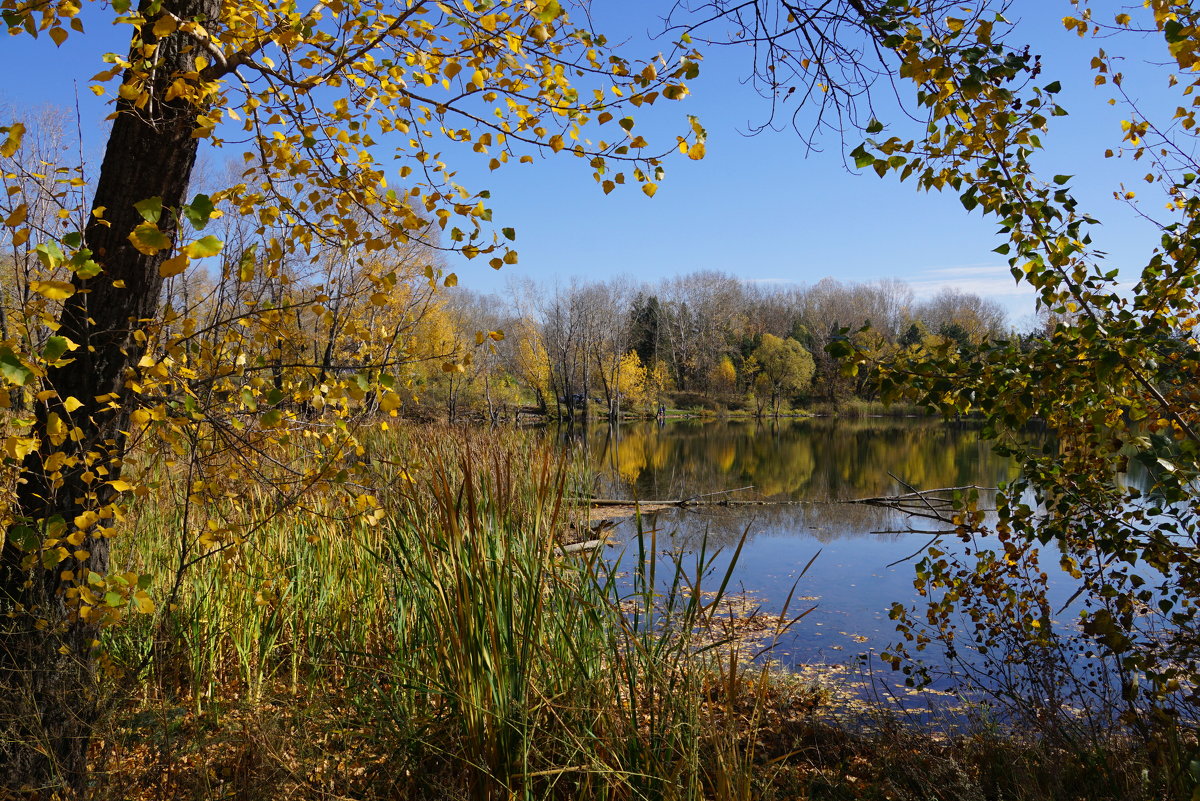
[421,271,1011,421]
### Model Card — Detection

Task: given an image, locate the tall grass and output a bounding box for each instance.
[97,425,784,800]
[364,430,777,800]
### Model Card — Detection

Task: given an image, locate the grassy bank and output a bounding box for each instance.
[66,424,1177,799]
[85,426,795,799]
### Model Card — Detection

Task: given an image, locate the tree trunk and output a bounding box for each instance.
[0,0,215,790]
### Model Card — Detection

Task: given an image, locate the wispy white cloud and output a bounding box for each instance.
[907,263,1028,297]
[743,277,804,285]
[904,263,1039,321]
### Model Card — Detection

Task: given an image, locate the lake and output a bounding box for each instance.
[560,417,1025,695]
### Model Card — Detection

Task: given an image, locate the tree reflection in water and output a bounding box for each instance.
[553,418,1024,695]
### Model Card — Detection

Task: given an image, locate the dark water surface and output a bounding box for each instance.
[562,418,1023,675]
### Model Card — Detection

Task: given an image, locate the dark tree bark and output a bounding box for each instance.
[0,0,217,790]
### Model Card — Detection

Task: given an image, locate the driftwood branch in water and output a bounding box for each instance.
[570,486,762,509]
[838,482,996,524]
[575,483,996,521]
[576,497,808,508]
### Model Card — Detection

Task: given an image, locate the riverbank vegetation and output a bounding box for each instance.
[50,426,1183,801]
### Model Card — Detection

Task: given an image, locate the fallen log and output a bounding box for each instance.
[554,539,606,556]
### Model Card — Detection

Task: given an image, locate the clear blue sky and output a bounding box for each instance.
[0,1,1177,325]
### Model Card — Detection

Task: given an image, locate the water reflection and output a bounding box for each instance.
[574,417,1018,512]
[555,418,1023,675]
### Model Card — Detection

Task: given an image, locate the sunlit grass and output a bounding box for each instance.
[96,424,809,800]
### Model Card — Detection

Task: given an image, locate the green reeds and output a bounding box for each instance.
[364,430,786,800]
[97,425,786,800]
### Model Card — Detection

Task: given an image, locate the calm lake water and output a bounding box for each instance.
[560,417,1024,681]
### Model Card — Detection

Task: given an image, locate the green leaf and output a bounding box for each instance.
[850,145,874,169]
[501,227,516,240]
[9,525,38,552]
[865,118,884,134]
[534,0,563,23]
[70,248,102,279]
[134,196,163,223]
[1043,80,1062,94]
[42,336,74,362]
[35,242,64,270]
[182,193,215,230]
[0,348,33,386]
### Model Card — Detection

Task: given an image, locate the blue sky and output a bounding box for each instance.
[0,1,1179,325]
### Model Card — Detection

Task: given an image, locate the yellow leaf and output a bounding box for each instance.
[46,412,65,444]
[49,26,68,46]
[642,183,658,198]
[133,590,155,614]
[108,479,134,492]
[128,222,170,255]
[152,13,177,37]
[159,254,189,278]
[444,272,458,287]
[31,280,76,301]
[0,123,24,158]
[63,396,84,413]
[4,203,28,227]
[182,235,222,259]
[687,142,705,160]
[4,436,37,460]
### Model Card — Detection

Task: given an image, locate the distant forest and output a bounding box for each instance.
[416,271,1019,420]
